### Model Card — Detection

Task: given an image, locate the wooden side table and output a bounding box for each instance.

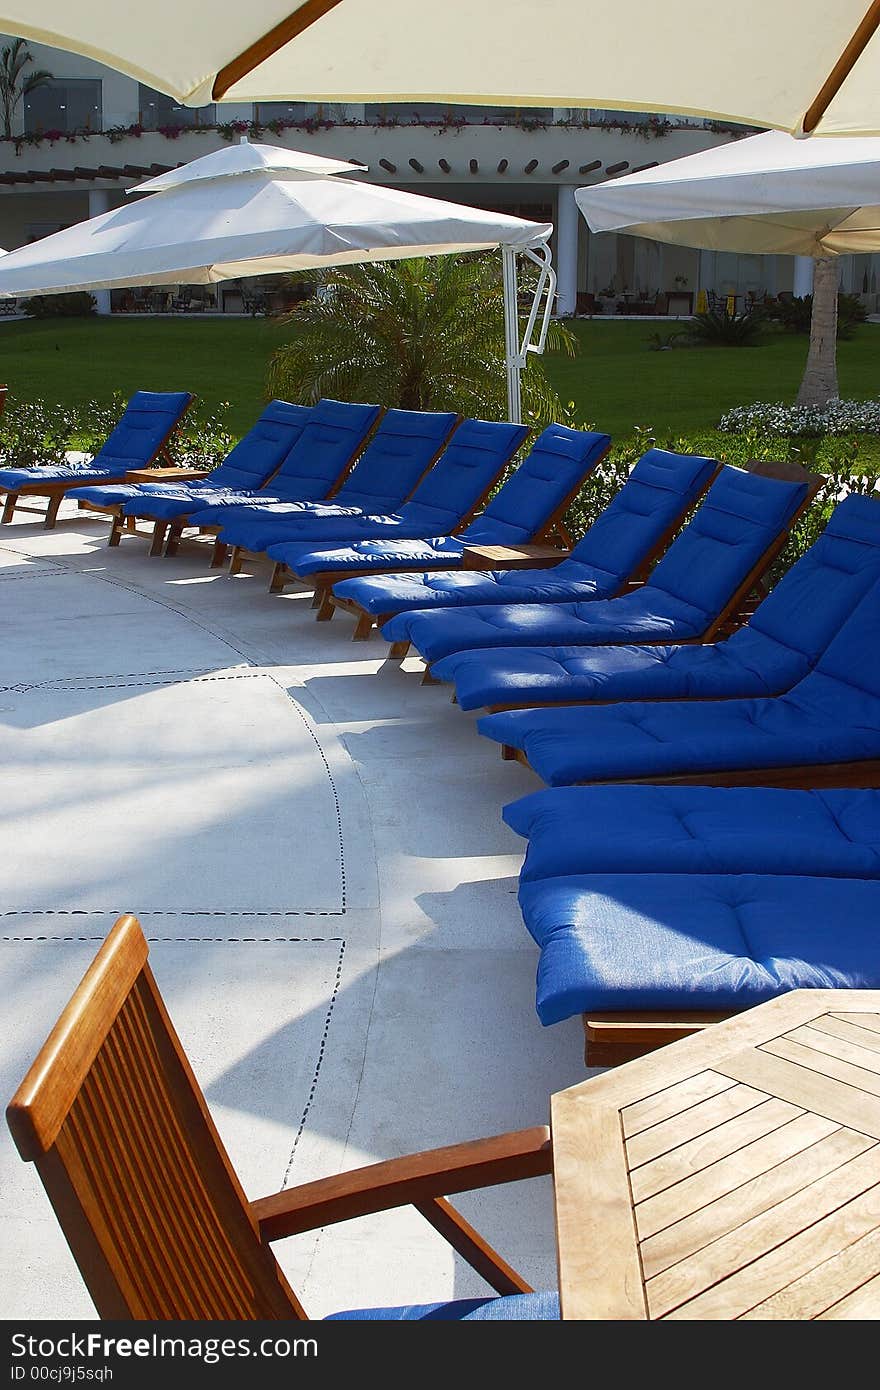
[123,467,206,484]
[461,542,570,571]
[552,990,880,1319]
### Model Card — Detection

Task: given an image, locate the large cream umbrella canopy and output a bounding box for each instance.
[0,142,554,420]
[575,130,880,255]
[576,129,880,405]
[2,1,880,135]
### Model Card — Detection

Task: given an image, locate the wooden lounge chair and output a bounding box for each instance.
[506,782,880,1065]
[136,398,384,558]
[215,408,464,576]
[70,400,318,555]
[6,914,555,1321]
[304,426,614,636]
[446,493,880,712]
[217,418,529,581]
[0,391,193,529]
[328,444,713,643]
[482,563,880,792]
[414,459,822,678]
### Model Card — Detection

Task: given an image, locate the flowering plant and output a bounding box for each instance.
[719,399,880,437]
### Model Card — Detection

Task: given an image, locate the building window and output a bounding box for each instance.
[255,101,317,122]
[363,104,553,125]
[24,80,102,133]
[138,84,215,129]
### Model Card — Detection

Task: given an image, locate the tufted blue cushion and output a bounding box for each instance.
[333,446,712,617]
[386,585,706,665]
[220,419,527,556]
[326,1291,559,1320]
[505,784,880,881]
[646,465,807,621]
[477,574,880,785]
[453,425,611,546]
[382,463,809,663]
[434,494,880,709]
[70,400,314,510]
[0,390,192,491]
[518,872,880,1024]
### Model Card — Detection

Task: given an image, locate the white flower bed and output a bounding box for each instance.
[719,399,880,435]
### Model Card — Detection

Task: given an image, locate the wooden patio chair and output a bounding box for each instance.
[6,914,552,1320]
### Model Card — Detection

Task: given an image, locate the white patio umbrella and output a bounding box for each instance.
[576,129,880,404]
[0,2,878,135]
[0,142,555,421]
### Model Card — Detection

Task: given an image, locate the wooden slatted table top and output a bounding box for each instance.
[460,542,570,570]
[551,990,880,1320]
[124,467,206,483]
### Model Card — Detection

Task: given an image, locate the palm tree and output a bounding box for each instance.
[267,255,577,423]
[0,39,53,139]
[796,256,839,406]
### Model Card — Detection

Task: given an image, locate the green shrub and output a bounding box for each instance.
[686,306,766,347]
[22,291,97,318]
[0,398,73,469]
[766,292,868,341]
[172,401,236,471]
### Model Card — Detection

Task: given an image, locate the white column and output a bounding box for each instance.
[88,189,112,314]
[555,184,579,317]
[793,256,815,298]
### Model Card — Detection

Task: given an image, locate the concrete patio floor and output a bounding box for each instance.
[0,499,596,1321]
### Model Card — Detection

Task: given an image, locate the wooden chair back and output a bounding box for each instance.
[6,914,304,1320]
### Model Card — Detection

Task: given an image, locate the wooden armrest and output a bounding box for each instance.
[252,1126,551,1243]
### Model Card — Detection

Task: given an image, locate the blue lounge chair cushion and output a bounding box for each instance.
[0,390,191,490]
[518,872,880,1024]
[505,784,880,881]
[333,445,712,616]
[326,1291,559,1320]
[478,572,880,785]
[386,585,708,664]
[69,400,314,510]
[434,641,764,712]
[435,495,880,709]
[450,425,611,547]
[383,463,808,663]
[227,419,527,556]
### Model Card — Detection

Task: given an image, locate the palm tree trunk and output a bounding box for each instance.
[796,256,839,406]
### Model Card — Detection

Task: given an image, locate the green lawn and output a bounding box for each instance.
[550,320,880,436]
[0,317,282,435]
[0,314,877,440]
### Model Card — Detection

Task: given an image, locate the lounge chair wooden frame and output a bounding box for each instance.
[236,423,529,593]
[1,396,194,530]
[6,914,552,1320]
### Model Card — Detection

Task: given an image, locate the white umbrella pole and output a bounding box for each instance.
[502,245,523,424]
